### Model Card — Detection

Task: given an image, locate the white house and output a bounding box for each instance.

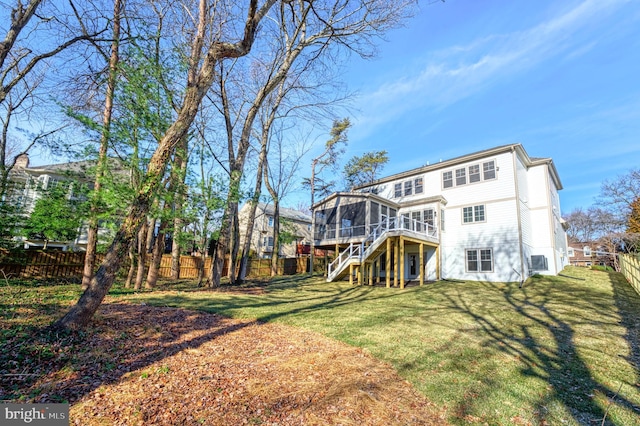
[312,144,569,285]
[238,202,312,259]
[6,154,124,250]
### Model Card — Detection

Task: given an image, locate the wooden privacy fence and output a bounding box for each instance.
[0,251,322,280]
[619,253,640,296]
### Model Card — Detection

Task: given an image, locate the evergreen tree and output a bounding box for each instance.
[23,181,87,249]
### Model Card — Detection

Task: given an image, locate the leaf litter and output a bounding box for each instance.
[2,302,448,425]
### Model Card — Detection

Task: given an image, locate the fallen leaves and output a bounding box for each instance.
[4,302,447,425]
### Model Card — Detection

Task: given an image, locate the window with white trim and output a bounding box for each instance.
[466,248,493,272]
[455,168,466,186]
[404,180,412,196]
[442,159,497,189]
[414,177,423,194]
[462,205,485,223]
[469,164,480,183]
[394,183,402,198]
[443,171,453,189]
[483,161,496,180]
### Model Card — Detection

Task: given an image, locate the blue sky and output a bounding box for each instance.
[326,0,640,214]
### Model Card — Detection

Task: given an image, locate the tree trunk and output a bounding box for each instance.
[52,0,278,330]
[134,218,150,290]
[146,216,168,289]
[270,201,280,276]
[237,128,268,282]
[170,135,188,279]
[124,243,135,288]
[82,0,121,291]
[210,171,242,287]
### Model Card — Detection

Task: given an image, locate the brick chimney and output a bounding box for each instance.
[14,153,29,169]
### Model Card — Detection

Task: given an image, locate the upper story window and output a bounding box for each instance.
[268,215,274,227]
[442,171,453,189]
[404,180,412,196]
[442,159,497,189]
[455,168,466,186]
[567,247,575,257]
[414,177,423,194]
[483,161,496,180]
[583,246,592,257]
[469,165,480,183]
[463,205,485,223]
[392,175,425,198]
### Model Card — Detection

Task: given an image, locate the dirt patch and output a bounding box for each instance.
[20,303,447,425]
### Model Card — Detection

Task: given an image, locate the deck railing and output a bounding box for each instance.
[326,216,438,281]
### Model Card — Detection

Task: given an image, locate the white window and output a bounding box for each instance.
[568,247,575,257]
[442,171,453,189]
[483,161,496,180]
[466,248,493,272]
[469,164,481,183]
[412,211,421,232]
[404,180,412,196]
[414,177,423,194]
[463,205,485,223]
[394,183,402,198]
[423,209,434,227]
[583,246,592,257]
[455,168,466,186]
[263,236,274,247]
[268,216,274,227]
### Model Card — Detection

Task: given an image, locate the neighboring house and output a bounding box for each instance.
[6,153,121,251]
[567,241,615,268]
[238,202,312,258]
[313,144,569,285]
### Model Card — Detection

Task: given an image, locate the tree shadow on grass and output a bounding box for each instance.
[435,273,640,425]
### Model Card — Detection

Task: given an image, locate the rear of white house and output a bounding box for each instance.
[312,144,569,284]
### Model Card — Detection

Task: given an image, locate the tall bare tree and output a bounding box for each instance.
[209,0,414,286]
[54,0,278,330]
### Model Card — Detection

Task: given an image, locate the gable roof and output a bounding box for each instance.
[249,202,311,223]
[353,143,563,191]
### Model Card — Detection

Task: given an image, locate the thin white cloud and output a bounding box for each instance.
[354,0,629,136]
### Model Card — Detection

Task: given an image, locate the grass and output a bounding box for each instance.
[2,267,640,425]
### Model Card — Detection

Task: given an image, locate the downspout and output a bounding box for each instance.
[512,147,527,288]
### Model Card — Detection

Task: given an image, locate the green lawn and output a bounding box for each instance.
[124,267,640,425]
[3,266,640,425]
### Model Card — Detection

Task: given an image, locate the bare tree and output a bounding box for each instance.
[209,0,414,286]
[597,167,640,232]
[54,0,278,330]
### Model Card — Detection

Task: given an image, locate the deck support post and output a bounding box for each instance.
[419,242,424,286]
[394,238,399,288]
[400,237,405,289]
[349,263,353,286]
[436,245,441,280]
[386,238,391,288]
